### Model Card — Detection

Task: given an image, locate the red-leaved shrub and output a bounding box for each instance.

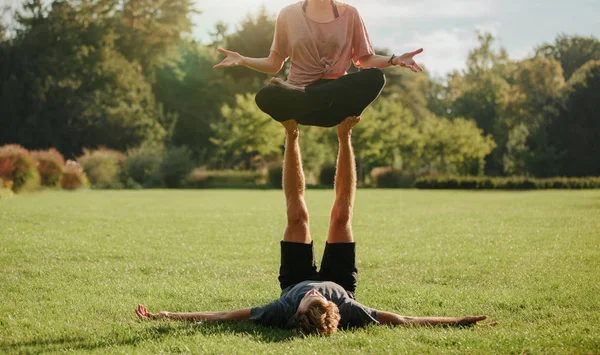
[60,160,88,190]
[0,144,40,192]
[32,148,65,187]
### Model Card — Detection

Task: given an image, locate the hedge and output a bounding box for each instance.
[61,161,89,190]
[319,163,336,187]
[374,169,416,188]
[0,178,13,200]
[123,143,164,188]
[0,144,40,192]
[160,146,194,188]
[78,148,125,189]
[267,164,283,189]
[185,169,267,189]
[415,176,600,190]
[32,148,65,187]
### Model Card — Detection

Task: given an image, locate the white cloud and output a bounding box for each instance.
[475,22,501,37]
[193,0,495,41]
[354,0,494,20]
[398,23,501,77]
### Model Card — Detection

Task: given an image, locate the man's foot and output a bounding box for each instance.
[337,116,360,138]
[270,77,305,92]
[281,119,299,136]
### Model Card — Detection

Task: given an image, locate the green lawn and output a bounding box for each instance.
[1,189,599,354]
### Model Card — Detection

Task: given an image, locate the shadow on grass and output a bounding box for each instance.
[1,322,294,352]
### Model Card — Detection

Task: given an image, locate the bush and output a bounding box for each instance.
[32,148,65,187]
[60,160,89,190]
[0,177,13,190]
[78,148,125,189]
[268,164,283,189]
[0,188,13,200]
[319,163,336,187]
[374,169,416,188]
[0,179,13,200]
[160,146,194,188]
[123,143,164,188]
[0,144,40,192]
[185,169,267,188]
[414,176,600,190]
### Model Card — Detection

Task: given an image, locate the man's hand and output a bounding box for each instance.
[213,48,246,69]
[394,48,424,73]
[135,304,168,320]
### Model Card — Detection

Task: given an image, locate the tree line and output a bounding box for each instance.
[1,1,598,184]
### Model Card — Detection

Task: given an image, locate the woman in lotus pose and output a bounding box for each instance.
[213,0,423,127]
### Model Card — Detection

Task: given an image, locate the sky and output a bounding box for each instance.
[191,0,600,77]
[2,0,599,76]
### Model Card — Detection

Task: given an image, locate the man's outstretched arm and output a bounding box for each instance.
[136,304,251,322]
[376,311,496,327]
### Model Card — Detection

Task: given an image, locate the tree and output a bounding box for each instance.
[497,58,565,176]
[352,95,420,179]
[208,21,228,48]
[298,126,333,184]
[115,0,197,78]
[0,0,165,157]
[446,32,511,175]
[154,42,237,163]
[536,34,600,81]
[350,96,495,179]
[210,93,284,170]
[421,116,496,176]
[223,6,277,91]
[547,60,600,176]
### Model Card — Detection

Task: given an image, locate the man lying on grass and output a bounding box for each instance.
[136,117,496,335]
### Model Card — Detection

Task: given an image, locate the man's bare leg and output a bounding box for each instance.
[327,116,360,244]
[281,120,311,244]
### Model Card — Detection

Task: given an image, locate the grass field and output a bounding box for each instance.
[1,189,599,354]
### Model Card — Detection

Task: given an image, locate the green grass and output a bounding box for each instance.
[1,189,599,354]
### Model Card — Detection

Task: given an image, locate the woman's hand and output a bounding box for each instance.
[393,48,424,72]
[213,48,246,69]
[135,304,168,320]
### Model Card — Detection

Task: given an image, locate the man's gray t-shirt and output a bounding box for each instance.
[250,280,378,329]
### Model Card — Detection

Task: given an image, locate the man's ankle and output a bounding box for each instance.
[286,129,300,138]
[337,131,352,141]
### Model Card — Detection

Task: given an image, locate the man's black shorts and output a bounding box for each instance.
[279,241,358,298]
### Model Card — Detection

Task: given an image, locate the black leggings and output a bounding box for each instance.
[255,68,386,127]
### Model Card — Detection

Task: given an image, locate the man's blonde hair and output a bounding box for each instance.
[293,301,341,335]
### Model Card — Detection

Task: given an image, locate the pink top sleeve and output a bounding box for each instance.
[351,10,375,66]
[271,11,289,58]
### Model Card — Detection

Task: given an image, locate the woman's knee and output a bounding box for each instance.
[255,86,278,113]
[363,67,386,90]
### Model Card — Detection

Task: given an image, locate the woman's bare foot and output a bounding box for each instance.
[270,77,305,92]
[281,119,299,136]
[337,116,360,138]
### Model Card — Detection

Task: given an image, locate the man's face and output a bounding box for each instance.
[297,288,327,313]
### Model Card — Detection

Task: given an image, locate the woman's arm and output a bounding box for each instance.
[376,311,497,327]
[213,48,286,75]
[136,304,251,322]
[357,49,424,72]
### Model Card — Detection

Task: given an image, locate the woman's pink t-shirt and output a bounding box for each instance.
[271,1,375,87]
